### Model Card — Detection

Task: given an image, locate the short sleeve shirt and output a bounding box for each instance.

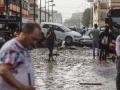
[0,39,35,90]
[91,29,100,42]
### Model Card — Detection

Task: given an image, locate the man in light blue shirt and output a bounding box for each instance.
[89,24,100,59]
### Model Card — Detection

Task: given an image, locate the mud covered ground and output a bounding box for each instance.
[31,47,117,90]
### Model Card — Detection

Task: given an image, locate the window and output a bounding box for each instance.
[5,0,12,5]
[53,25,64,32]
[100,12,107,21]
[111,10,120,17]
[43,24,50,28]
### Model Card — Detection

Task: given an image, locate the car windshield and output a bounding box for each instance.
[60,25,71,32]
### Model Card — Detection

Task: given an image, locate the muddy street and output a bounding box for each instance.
[31,47,116,90]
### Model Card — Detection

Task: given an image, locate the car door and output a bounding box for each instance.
[42,24,50,37]
[53,25,65,41]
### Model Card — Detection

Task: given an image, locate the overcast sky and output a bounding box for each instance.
[39,0,90,20]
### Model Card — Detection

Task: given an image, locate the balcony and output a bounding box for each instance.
[99,2,109,9]
[9,4,28,16]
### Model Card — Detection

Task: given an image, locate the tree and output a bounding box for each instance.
[82,8,93,27]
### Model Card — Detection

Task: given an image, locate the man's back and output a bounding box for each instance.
[91,28,100,42]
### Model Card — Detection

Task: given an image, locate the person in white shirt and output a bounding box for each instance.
[116,35,120,90]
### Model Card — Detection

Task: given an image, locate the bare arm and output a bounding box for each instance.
[46,32,51,39]
[0,64,35,90]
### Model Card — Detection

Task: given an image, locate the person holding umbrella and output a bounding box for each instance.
[46,26,56,61]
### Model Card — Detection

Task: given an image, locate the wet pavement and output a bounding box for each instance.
[31,47,117,90]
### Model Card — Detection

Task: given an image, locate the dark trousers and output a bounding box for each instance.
[48,42,54,57]
[99,45,108,61]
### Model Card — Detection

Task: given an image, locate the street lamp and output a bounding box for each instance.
[19,0,22,31]
[50,3,55,22]
[5,0,10,17]
[33,0,36,22]
[45,0,47,22]
[48,0,53,22]
[40,0,41,23]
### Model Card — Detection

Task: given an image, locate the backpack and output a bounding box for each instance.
[101,36,109,45]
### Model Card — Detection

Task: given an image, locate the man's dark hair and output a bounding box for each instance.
[94,24,98,29]
[22,23,41,33]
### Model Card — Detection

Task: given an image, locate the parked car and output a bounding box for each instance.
[41,22,82,44]
[80,30,93,47]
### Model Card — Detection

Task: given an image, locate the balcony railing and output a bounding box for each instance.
[99,2,109,9]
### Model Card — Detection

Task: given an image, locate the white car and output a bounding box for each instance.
[41,22,82,44]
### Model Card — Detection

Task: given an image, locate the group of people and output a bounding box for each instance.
[0,22,120,90]
[91,24,120,90]
[90,24,113,62]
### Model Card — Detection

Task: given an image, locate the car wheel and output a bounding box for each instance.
[65,36,73,45]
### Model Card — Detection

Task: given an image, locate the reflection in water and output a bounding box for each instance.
[46,61,54,73]
[45,60,57,89]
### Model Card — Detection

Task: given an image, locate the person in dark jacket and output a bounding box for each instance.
[46,27,56,61]
[99,26,111,62]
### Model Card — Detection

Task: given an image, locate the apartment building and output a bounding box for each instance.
[28,0,38,21]
[0,0,29,25]
[90,0,120,27]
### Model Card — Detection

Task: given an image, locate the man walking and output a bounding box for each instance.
[0,23,41,90]
[99,26,111,62]
[46,27,56,61]
[89,24,100,59]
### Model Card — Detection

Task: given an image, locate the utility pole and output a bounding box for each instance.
[51,3,55,22]
[5,0,9,31]
[48,1,49,22]
[45,0,47,22]
[40,0,41,23]
[5,0,9,18]
[19,0,22,31]
[48,0,53,22]
[34,0,36,22]
[52,3,53,22]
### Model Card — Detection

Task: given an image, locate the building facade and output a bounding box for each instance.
[92,0,109,27]
[0,0,29,17]
[37,8,49,23]
[53,11,63,24]
[0,0,30,24]
[0,0,30,32]
[37,9,62,24]
[64,12,81,28]
[28,0,38,21]
[91,0,120,27]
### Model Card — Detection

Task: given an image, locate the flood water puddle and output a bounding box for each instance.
[31,47,116,90]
